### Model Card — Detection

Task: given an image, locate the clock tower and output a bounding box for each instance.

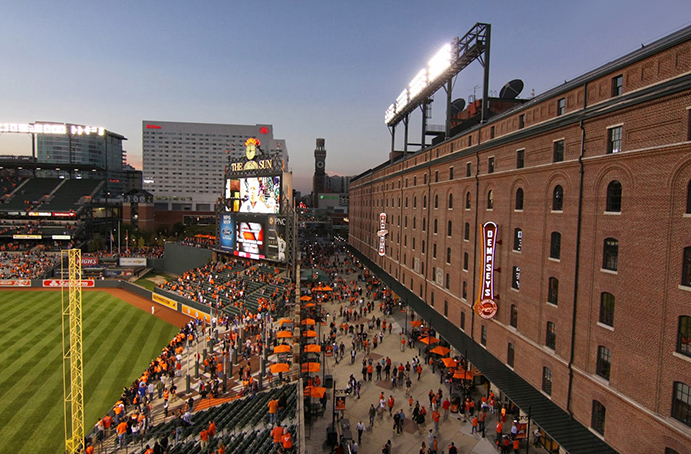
[313,138,327,207]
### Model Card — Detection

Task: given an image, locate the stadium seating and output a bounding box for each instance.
[40,178,103,211]
[0,178,62,210]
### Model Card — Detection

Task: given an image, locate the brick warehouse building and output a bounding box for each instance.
[348,26,691,454]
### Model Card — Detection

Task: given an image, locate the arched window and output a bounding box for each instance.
[672,382,691,427]
[448,193,453,209]
[434,219,438,234]
[592,401,606,435]
[603,238,619,271]
[413,196,417,208]
[553,185,564,211]
[464,222,470,240]
[405,197,408,208]
[513,228,522,252]
[515,187,524,210]
[600,292,615,327]
[466,192,471,209]
[550,232,561,259]
[606,180,622,212]
[545,321,556,349]
[446,248,451,264]
[463,253,468,270]
[435,194,439,209]
[447,220,452,237]
[423,195,427,208]
[507,343,515,367]
[487,190,494,209]
[510,305,518,328]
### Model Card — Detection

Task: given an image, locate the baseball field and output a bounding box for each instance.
[0,290,181,453]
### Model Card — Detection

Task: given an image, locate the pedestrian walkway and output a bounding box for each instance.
[301,254,552,454]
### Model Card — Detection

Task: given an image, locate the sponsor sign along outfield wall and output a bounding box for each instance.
[42,279,95,288]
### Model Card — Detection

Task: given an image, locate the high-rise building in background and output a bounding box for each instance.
[142,121,288,212]
[33,123,127,197]
[312,138,326,207]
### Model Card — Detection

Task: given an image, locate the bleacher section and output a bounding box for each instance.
[0,174,23,199]
[0,178,62,211]
[41,178,103,211]
[120,384,298,454]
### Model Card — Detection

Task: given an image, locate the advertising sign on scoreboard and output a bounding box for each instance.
[219,213,235,252]
[119,257,147,267]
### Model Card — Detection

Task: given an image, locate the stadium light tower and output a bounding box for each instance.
[61,249,85,454]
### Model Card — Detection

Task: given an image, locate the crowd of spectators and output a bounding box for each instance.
[158,258,293,317]
[0,173,23,198]
[0,251,60,278]
[180,236,216,249]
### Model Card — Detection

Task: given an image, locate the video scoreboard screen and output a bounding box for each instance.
[218,213,286,262]
[225,176,281,214]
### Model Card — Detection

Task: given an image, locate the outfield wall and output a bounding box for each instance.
[163,243,212,275]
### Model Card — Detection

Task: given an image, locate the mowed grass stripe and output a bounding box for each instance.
[13,294,138,453]
[0,291,60,334]
[0,291,180,454]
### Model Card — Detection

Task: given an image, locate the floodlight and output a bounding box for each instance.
[409,69,427,99]
[385,104,396,124]
[428,43,452,81]
[395,90,408,113]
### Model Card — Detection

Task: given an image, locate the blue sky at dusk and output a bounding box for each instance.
[1,1,689,192]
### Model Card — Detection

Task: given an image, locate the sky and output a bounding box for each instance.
[1,1,690,193]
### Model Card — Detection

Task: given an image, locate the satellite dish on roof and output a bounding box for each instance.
[450,98,466,115]
[499,79,524,100]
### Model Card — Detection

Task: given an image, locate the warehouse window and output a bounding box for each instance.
[487,190,494,210]
[600,292,615,327]
[512,266,520,290]
[550,232,561,259]
[447,221,452,237]
[447,248,451,264]
[423,195,427,209]
[434,219,438,234]
[557,98,565,116]
[596,346,611,380]
[448,193,453,209]
[516,149,525,168]
[462,281,467,300]
[553,185,564,211]
[603,238,619,271]
[481,325,487,346]
[460,311,466,330]
[546,322,556,350]
[488,157,495,174]
[553,140,564,163]
[510,305,518,328]
[463,253,469,271]
[606,181,622,212]
[466,192,471,209]
[591,401,606,435]
[507,343,515,367]
[518,114,525,130]
[608,126,622,154]
[444,300,448,317]
[515,188,524,210]
[678,316,691,357]
[449,167,454,180]
[547,277,559,305]
[682,247,691,287]
[673,382,691,427]
[466,162,472,177]
[686,181,691,213]
[513,228,522,252]
[542,367,552,395]
[611,75,623,97]
[435,171,439,182]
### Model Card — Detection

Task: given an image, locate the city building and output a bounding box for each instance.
[142,120,288,212]
[348,25,691,454]
[312,138,327,207]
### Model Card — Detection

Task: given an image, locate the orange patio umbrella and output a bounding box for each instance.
[430,346,450,355]
[302,330,318,338]
[418,336,440,345]
[277,318,293,325]
[270,363,290,374]
[277,330,293,338]
[304,344,322,353]
[300,295,312,301]
[453,370,475,380]
[301,362,321,373]
[273,345,291,354]
[304,385,327,398]
[301,318,316,325]
[442,357,458,368]
[410,320,423,327]
[322,285,333,291]
[305,303,316,308]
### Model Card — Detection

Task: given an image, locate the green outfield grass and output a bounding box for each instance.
[0,290,181,453]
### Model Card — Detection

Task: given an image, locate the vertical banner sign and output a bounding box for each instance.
[474,222,498,319]
[377,213,388,256]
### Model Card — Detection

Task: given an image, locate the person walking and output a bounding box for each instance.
[356,421,365,444]
[369,404,376,427]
